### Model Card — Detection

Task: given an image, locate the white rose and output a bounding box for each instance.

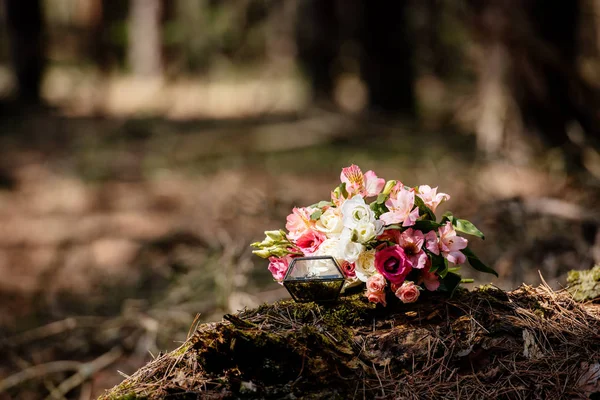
[337,229,364,263]
[315,207,343,237]
[355,249,377,282]
[340,195,376,230]
[354,220,384,244]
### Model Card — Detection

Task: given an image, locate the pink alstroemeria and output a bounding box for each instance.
[418,269,440,291]
[424,231,439,255]
[438,222,468,265]
[398,228,428,269]
[380,187,419,226]
[417,185,450,213]
[340,164,385,197]
[285,207,316,240]
[295,229,326,255]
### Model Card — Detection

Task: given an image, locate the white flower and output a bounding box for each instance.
[310,237,345,275]
[337,229,364,263]
[340,195,376,230]
[355,249,377,282]
[315,207,343,238]
[354,220,383,244]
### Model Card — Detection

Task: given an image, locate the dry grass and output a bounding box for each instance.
[99,282,600,400]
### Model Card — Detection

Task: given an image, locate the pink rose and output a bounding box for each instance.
[367,273,387,293]
[366,291,387,306]
[374,245,412,284]
[340,261,356,278]
[395,281,421,304]
[268,255,292,282]
[295,229,326,254]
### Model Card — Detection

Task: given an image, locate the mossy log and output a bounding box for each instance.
[100,283,600,400]
[568,265,600,302]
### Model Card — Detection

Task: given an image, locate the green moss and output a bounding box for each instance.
[567,265,600,301]
[171,342,192,357]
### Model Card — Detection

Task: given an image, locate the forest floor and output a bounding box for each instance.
[1,105,600,398]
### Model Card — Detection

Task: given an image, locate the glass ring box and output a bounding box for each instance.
[283,256,346,303]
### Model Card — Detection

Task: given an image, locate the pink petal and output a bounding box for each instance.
[445,251,466,265]
[364,170,385,197]
[380,211,402,225]
[424,277,440,291]
[411,251,428,269]
[425,231,439,255]
[402,207,420,227]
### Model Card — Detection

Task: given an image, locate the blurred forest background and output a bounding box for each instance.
[1,0,600,398]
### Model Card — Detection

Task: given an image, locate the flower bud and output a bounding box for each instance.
[252,249,271,259]
[382,180,397,195]
[265,230,284,241]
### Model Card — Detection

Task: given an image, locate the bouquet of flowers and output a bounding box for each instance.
[251,165,497,306]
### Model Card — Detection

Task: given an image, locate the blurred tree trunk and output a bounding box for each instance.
[4,0,45,104]
[295,0,415,116]
[469,0,600,169]
[128,0,163,78]
[295,0,339,103]
[359,0,415,116]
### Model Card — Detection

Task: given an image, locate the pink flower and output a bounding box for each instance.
[395,281,421,303]
[286,207,315,240]
[374,245,412,284]
[366,291,387,306]
[268,255,293,282]
[424,231,439,255]
[398,228,428,269]
[418,269,440,291]
[380,187,419,226]
[295,229,326,254]
[367,273,387,292]
[438,222,468,265]
[416,185,450,212]
[338,260,356,278]
[340,164,385,197]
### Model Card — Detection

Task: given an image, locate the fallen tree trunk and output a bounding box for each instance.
[100,282,600,399]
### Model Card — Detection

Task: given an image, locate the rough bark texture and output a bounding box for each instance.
[99,278,600,400]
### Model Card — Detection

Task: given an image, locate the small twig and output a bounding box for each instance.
[0,361,82,392]
[45,347,123,400]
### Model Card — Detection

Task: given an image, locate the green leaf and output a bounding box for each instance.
[440,211,454,224]
[413,195,436,221]
[438,272,462,296]
[384,224,403,230]
[441,212,485,240]
[340,182,348,198]
[461,247,498,277]
[376,193,389,205]
[370,201,389,218]
[428,251,447,277]
[413,220,442,233]
[309,200,333,208]
[454,219,485,239]
[310,210,323,220]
